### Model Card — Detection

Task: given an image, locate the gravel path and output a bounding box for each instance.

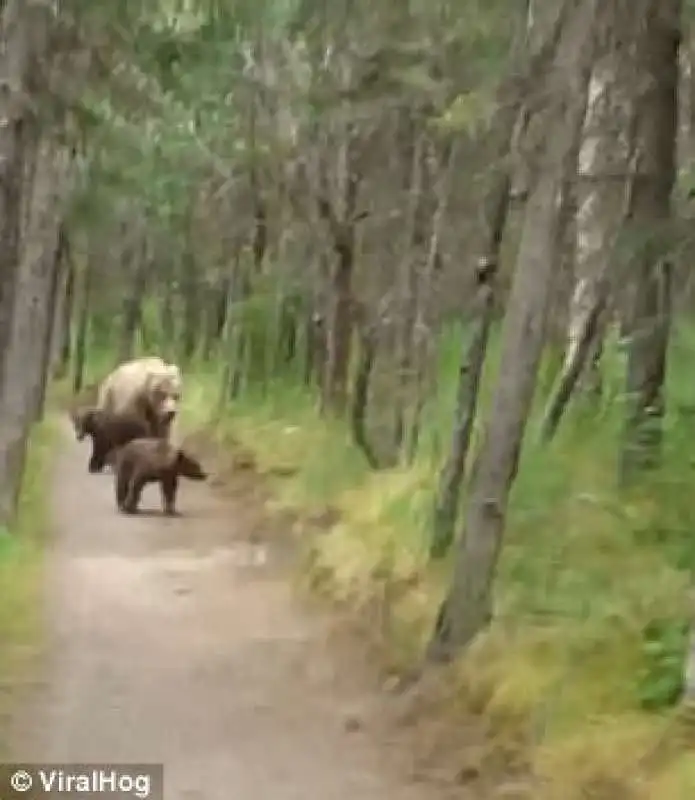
[8,421,448,800]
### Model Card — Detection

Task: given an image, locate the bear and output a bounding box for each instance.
[97,357,183,441]
[114,438,207,516]
[70,406,160,474]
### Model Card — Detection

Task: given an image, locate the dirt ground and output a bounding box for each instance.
[8,420,461,799]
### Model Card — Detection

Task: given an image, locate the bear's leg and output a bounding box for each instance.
[160,475,179,516]
[88,440,106,473]
[123,474,146,514]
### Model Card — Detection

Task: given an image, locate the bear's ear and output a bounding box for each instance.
[164,364,181,380]
[156,365,182,396]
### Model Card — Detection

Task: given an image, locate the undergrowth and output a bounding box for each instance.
[84,323,695,798]
[0,418,58,754]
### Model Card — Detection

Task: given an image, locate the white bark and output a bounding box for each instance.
[566,54,632,373]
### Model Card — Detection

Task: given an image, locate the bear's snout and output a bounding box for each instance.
[160,408,177,424]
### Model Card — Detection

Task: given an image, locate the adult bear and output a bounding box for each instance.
[97,356,182,440]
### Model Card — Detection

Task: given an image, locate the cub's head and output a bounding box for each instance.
[70,407,97,441]
[174,449,207,481]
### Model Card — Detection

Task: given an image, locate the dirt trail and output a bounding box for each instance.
[9,421,449,799]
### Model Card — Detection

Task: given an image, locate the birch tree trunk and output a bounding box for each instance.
[565,49,632,393]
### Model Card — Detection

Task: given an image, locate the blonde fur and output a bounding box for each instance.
[97,357,183,437]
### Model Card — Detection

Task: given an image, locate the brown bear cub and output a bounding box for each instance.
[114,438,207,516]
[70,407,158,474]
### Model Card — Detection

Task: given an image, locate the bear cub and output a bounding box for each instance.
[71,407,157,474]
[114,438,207,516]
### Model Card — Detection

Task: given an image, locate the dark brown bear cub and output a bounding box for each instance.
[70,407,155,474]
[114,438,207,516]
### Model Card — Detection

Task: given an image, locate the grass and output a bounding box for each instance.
[170,319,695,799]
[0,417,58,753]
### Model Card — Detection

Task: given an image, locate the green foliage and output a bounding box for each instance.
[638,618,688,710]
[434,90,493,134]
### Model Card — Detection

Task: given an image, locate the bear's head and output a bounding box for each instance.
[71,407,97,441]
[145,365,183,431]
[174,449,207,481]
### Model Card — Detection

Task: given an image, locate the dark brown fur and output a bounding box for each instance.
[71,407,158,474]
[114,438,207,516]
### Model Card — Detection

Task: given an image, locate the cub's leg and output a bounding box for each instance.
[123,473,146,514]
[123,466,146,514]
[160,475,179,516]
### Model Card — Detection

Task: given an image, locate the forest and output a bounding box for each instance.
[2,0,695,796]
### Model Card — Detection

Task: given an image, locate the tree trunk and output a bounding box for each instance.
[202,275,229,360]
[160,280,175,359]
[219,252,247,404]
[541,129,641,442]
[52,226,73,379]
[0,1,48,393]
[565,37,634,396]
[319,130,360,415]
[427,0,597,661]
[179,249,200,363]
[117,231,148,364]
[620,0,680,482]
[72,261,93,394]
[350,321,383,469]
[0,136,71,524]
[427,5,558,558]
[429,104,521,560]
[430,268,499,560]
[405,140,454,464]
[37,222,70,420]
[393,125,427,458]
